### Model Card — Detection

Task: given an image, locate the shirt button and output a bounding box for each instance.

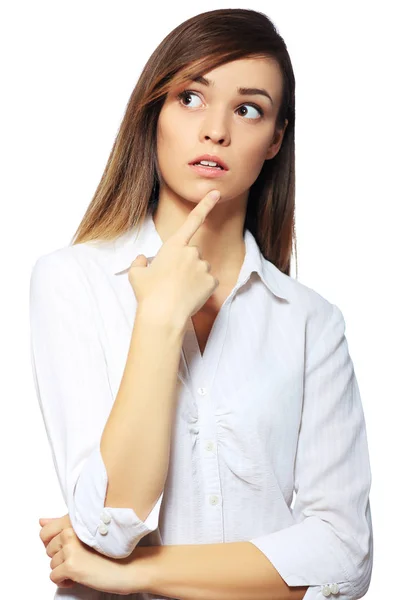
[100,510,111,524]
[330,583,339,595]
[205,441,215,452]
[209,494,219,505]
[98,522,109,535]
[197,387,207,396]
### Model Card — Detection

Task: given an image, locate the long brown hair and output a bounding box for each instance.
[71,8,297,277]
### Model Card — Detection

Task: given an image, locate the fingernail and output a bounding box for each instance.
[209,190,220,200]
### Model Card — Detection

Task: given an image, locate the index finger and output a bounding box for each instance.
[172,190,221,246]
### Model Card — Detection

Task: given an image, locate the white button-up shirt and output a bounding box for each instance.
[29,211,373,600]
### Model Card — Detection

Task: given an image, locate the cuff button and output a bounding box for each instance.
[330,583,339,595]
[322,585,331,597]
[98,522,109,535]
[100,510,111,524]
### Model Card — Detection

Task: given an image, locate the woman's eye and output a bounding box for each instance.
[236,104,263,119]
[178,90,202,108]
[177,90,263,120]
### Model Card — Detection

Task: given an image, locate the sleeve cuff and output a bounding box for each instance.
[69,442,163,558]
[248,516,362,599]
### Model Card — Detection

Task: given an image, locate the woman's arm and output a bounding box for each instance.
[44,529,308,599]
[30,251,185,559]
[100,301,186,522]
[246,303,373,599]
[132,542,309,600]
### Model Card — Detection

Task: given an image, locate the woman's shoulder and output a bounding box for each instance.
[266,258,335,316]
[30,238,116,291]
[264,259,345,352]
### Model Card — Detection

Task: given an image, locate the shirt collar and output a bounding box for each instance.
[110,212,290,302]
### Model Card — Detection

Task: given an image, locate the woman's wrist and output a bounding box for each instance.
[136,300,188,337]
[121,545,158,594]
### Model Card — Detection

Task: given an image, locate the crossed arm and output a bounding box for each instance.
[133,540,309,600]
[40,514,308,600]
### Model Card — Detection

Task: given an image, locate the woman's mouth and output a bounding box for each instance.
[188,163,228,178]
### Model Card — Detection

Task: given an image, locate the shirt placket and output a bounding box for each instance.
[178,287,239,544]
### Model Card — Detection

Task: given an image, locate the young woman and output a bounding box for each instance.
[31,7,373,600]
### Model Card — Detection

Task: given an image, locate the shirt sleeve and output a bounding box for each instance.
[248,303,373,599]
[29,250,163,559]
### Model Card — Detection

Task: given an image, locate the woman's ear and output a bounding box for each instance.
[265,120,289,160]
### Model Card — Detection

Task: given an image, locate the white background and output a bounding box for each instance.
[1,1,397,597]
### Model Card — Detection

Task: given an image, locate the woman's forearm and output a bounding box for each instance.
[133,542,309,600]
[100,302,187,522]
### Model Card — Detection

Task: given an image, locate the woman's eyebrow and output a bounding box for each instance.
[190,75,274,106]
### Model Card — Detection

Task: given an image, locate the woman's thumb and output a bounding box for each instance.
[131,254,148,267]
[39,518,55,524]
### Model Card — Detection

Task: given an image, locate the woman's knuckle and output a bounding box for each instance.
[39,530,46,543]
[65,556,77,576]
[61,527,73,542]
[189,245,200,257]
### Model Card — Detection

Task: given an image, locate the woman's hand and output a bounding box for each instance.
[39,514,75,588]
[128,189,221,322]
[44,525,145,594]
[39,514,72,546]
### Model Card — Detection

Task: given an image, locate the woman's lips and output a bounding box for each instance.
[188,164,228,178]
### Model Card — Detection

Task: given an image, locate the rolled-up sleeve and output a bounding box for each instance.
[248,303,373,599]
[29,251,163,559]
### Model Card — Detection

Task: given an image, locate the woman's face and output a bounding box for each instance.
[156,56,288,207]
